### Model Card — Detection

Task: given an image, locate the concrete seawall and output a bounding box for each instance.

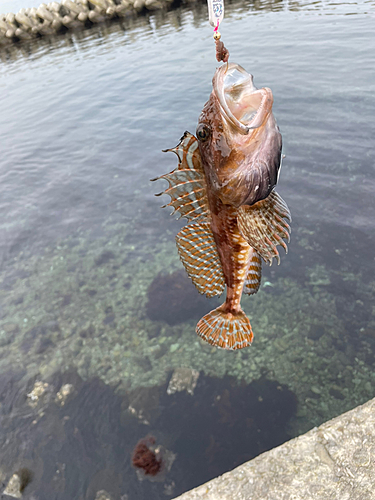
[0,0,192,44]
[173,397,375,499]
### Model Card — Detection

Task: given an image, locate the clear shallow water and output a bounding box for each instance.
[0,0,375,498]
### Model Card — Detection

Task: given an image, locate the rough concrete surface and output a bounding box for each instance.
[173,397,375,500]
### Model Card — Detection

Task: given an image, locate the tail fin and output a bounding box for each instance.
[196,305,253,350]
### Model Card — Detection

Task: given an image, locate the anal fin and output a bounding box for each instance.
[176,222,225,298]
[237,191,291,265]
[243,249,262,295]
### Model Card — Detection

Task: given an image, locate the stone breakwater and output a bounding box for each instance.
[0,0,180,44]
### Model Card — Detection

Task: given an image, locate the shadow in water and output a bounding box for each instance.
[0,368,296,499]
[146,269,220,325]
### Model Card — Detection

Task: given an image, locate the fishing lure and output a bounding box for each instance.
[208,0,229,62]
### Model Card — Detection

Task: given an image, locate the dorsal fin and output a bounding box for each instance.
[175,222,225,298]
[152,132,209,221]
[243,249,262,295]
[237,191,291,265]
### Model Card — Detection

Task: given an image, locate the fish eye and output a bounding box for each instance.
[196,124,211,142]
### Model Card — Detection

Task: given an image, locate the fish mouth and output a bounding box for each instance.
[213,63,272,135]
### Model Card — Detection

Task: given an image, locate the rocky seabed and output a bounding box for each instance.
[0,0,180,44]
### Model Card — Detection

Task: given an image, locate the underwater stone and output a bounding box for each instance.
[102,314,115,325]
[55,383,74,406]
[167,368,199,396]
[34,336,54,354]
[152,343,168,360]
[307,324,325,341]
[2,469,31,498]
[21,322,60,354]
[360,327,375,339]
[170,343,179,353]
[79,323,96,338]
[94,491,113,500]
[329,387,345,400]
[307,264,331,286]
[132,435,163,477]
[133,355,152,372]
[0,330,14,346]
[2,323,19,334]
[146,323,161,339]
[310,386,321,395]
[3,473,22,498]
[94,250,115,266]
[273,338,288,352]
[364,381,372,393]
[26,381,50,407]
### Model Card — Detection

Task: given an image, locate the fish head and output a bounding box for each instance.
[196,63,282,208]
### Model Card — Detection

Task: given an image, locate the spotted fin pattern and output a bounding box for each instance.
[243,249,262,295]
[237,191,291,265]
[176,222,225,298]
[196,305,253,350]
[152,132,209,221]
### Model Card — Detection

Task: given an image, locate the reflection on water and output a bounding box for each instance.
[0,0,375,498]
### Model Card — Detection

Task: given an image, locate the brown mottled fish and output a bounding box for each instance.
[153,63,291,350]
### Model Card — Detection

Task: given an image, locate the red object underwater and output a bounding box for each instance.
[132,435,163,477]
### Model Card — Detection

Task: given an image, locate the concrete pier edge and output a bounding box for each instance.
[173,397,375,499]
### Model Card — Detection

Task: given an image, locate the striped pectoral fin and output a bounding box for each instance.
[237,191,291,266]
[243,249,262,295]
[175,222,225,298]
[196,305,253,350]
[152,132,209,221]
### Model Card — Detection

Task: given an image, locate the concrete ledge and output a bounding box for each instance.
[174,397,375,499]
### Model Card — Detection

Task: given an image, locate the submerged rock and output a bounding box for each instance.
[55,383,74,406]
[307,324,326,341]
[26,381,50,407]
[3,473,22,498]
[95,251,116,266]
[132,435,175,483]
[3,468,32,498]
[95,491,113,500]
[167,368,199,396]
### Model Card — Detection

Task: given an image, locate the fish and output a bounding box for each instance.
[153,63,291,350]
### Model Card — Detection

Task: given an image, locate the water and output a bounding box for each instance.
[0,0,375,498]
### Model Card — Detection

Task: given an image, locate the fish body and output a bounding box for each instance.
[154,63,291,350]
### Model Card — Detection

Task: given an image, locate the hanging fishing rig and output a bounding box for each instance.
[207,0,229,62]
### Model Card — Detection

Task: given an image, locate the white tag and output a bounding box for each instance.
[207,0,224,28]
